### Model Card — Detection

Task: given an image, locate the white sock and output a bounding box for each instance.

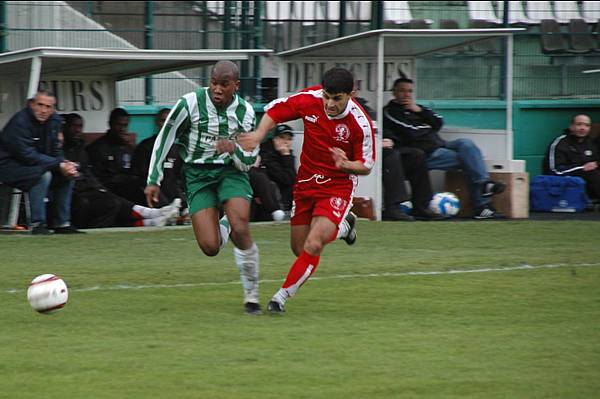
[219,215,231,250]
[233,243,260,303]
[336,218,350,239]
[132,205,162,219]
[272,288,289,305]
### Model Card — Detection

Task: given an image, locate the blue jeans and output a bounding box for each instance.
[426,138,490,209]
[29,171,74,227]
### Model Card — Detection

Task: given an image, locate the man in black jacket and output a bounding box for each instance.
[0,91,81,234]
[543,114,600,200]
[132,108,184,209]
[383,78,506,219]
[86,107,145,205]
[248,124,297,221]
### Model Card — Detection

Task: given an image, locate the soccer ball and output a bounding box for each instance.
[27,274,69,313]
[428,192,460,217]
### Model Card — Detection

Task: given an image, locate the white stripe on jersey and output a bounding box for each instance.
[548,134,585,175]
[349,99,375,170]
[183,91,200,163]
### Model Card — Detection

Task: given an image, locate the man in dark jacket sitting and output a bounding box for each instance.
[543,114,600,200]
[0,90,81,234]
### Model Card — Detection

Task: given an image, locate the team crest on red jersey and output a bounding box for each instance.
[334,124,350,142]
[329,197,347,211]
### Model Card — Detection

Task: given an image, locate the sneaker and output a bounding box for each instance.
[244,302,262,315]
[481,181,506,197]
[382,207,415,221]
[267,300,285,314]
[31,225,53,235]
[344,212,357,245]
[53,225,85,234]
[473,206,498,220]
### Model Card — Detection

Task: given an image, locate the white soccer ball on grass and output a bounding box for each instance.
[428,192,460,217]
[27,274,69,313]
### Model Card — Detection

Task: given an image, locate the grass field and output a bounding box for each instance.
[1,220,600,398]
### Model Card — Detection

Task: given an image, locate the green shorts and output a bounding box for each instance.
[183,163,253,215]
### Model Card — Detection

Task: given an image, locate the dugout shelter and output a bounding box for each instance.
[275,28,524,220]
[0,46,272,229]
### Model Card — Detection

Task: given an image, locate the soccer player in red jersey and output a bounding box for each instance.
[237,67,376,314]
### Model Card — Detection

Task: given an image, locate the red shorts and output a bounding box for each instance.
[290,180,354,226]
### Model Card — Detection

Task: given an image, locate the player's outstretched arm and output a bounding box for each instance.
[237,114,277,152]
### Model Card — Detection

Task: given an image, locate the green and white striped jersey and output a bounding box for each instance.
[147,87,258,186]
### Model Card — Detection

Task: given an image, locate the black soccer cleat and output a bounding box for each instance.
[481,181,506,197]
[267,300,285,315]
[244,302,262,315]
[343,212,358,245]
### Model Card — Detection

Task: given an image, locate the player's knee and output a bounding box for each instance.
[197,242,219,257]
[303,237,324,255]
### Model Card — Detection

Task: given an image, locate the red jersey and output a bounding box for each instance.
[265,87,376,193]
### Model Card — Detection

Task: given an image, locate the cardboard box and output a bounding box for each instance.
[444,171,529,219]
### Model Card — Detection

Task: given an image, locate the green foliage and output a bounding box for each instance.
[1,220,599,398]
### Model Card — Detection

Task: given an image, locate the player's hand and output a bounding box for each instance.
[236,132,260,152]
[330,147,349,170]
[144,184,160,208]
[215,139,235,154]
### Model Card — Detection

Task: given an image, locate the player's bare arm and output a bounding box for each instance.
[330,147,371,175]
[237,114,277,151]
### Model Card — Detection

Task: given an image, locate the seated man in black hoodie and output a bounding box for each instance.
[248,124,297,221]
[543,114,600,200]
[62,113,179,228]
[85,107,145,205]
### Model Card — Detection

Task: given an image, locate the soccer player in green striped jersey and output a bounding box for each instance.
[144,60,262,315]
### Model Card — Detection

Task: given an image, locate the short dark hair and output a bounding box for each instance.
[392,77,414,89]
[35,89,56,99]
[109,107,129,124]
[321,67,354,94]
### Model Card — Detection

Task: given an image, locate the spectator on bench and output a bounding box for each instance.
[62,113,179,228]
[543,114,600,200]
[132,108,186,210]
[383,77,506,219]
[0,90,82,234]
[86,107,145,205]
[249,124,297,221]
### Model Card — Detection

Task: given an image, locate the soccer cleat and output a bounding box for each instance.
[344,212,358,245]
[53,225,86,234]
[481,181,506,197]
[244,302,262,315]
[31,225,53,235]
[267,300,285,314]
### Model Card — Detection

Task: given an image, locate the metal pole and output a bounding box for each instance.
[27,57,42,99]
[223,1,232,49]
[144,1,154,105]
[0,1,7,53]
[375,34,385,221]
[506,34,514,161]
[371,1,383,31]
[241,1,250,96]
[253,1,262,102]
[338,0,346,37]
[500,0,509,100]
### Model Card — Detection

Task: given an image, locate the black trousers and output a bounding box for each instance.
[248,168,282,221]
[382,147,433,212]
[578,170,600,200]
[71,189,134,228]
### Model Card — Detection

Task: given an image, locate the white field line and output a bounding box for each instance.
[5,263,600,295]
